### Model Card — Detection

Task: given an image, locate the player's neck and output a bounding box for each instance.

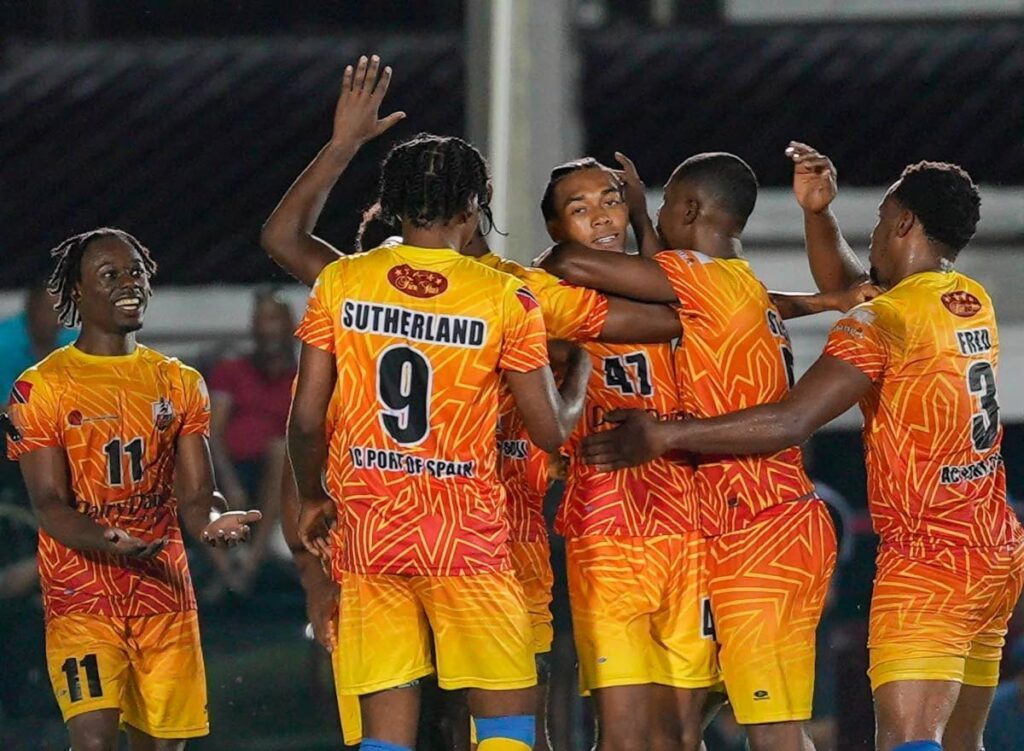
[74,327,138,357]
[891,246,950,285]
[691,227,743,260]
[401,224,462,253]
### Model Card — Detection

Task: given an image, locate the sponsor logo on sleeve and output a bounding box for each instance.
[942,291,982,318]
[387,265,449,299]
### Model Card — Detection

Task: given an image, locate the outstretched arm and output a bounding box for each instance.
[176,433,262,547]
[505,343,591,453]
[770,285,880,320]
[786,141,869,293]
[598,296,682,343]
[541,244,677,303]
[582,355,871,470]
[260,54,406,286]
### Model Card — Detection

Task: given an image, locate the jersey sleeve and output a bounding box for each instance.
[6,369,60,460]
[823,305,889,382]
[652,249,723,312]
[295,265,337,354]
[535,277,609,342]
[180,366,212,437]
[499,285,551,373]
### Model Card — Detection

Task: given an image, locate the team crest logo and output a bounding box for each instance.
[941,291,982,318]
[8,380,32,406]
[387,265,448,298]
[67,410,83,427]
[152,397,175,431]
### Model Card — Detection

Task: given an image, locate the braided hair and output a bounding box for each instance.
[376,133,494,232]
[47,227,157,327]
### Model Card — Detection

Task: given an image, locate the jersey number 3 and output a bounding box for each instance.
[377,345,432,445]
[967,361,999,451]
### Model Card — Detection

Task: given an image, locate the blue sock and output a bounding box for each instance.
[474,714,536,748]
[360,739,413,751]
[891,742,942,751]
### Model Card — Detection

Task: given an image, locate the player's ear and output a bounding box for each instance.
[895,209,915,239]
[682,197,700,225]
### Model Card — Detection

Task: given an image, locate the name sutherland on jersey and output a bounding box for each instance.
[342,300,487,348]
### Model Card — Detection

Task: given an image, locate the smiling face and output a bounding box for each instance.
[74,236,152,334]
[546,168,628,252]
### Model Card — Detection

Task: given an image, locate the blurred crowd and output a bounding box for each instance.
[1,284,1022,750]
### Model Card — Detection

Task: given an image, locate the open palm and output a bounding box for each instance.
[332,54,406,148]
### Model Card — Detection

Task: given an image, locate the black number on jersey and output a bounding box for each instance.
[377,345,432,445]
[602,352,653,396]
[967,361,999,451]
[701,597,717,641]
[103,437,145,486]
[781,345,796,389]
[61,653,102,703]
[766,309,796,389]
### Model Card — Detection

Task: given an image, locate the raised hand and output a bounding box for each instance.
[298,497,336,561]
[613,151,649,221]
[201,509,263,548]
[331,54,406,149]
[581,409,670,471]
[104,527,168,559]
[786,141,838,215]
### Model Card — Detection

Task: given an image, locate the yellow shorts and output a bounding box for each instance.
[45,610,208,739]
[567,533,720,694]
[336,570,536,694]
[708,498,836,725]
[509,539,554,655]
[331,647,364,746]
[868,539,1024,691]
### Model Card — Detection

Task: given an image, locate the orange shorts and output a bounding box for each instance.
[509,539,554,655]
[45,610,208,738]
[336,570,536,694]
[868,539,1024,690]
[708,498,836,724]
[567,533,720,693]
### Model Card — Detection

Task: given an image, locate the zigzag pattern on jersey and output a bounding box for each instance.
[869,541,1024,662]
[299,246,549,577]
[825,271,1021,549]
[655,250,814,536]
[559,340,697,538]
[708,500,836,696]
[7,346,204,620]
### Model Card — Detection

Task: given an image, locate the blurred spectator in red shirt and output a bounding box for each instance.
[205,287,297,597]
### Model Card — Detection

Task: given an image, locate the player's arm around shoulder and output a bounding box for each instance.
[539,242,677,303]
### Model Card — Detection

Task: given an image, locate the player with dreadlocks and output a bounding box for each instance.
[286,56,591,751]
[6,227,262,751]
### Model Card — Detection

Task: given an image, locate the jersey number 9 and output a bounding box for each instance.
[377,345,432,446]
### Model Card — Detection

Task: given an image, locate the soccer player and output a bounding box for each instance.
[583,151,1024,751]
[543,153,844,751]
[6,228,261,751]
[286,57,593,751]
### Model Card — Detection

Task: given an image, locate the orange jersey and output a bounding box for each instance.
[558,340,696,537]
[824,270,1019,550]
[654,250,814,536]
[477,252,610,542]
[296,243,549,576]
[6,345,209,620]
